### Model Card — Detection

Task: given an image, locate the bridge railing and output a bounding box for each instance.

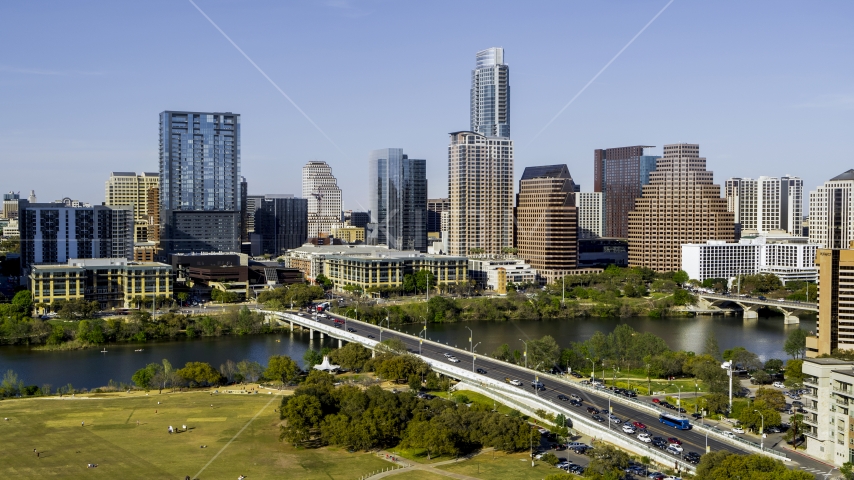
[264,309,787,461]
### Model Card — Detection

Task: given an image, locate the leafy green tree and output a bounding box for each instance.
[280,394,323,445]
[541,452,559,466]
[315,273,333,290]
[303,348,323,369]
[840,462,854,480]
[696,451,811,479]
[672,270,689,285]
[175,361,222,386]
[784,329,808,359]
[672,288,695,306]
[754,387,787,411]
[585,444,631,478]
[132,363,160,390]
[0,370,24,397]
[737,400,781,431]
[265,355,300,383]
[785,359,805,386]
[11,290,32,315]
[764,358,784,371]
[492,343,512,362]
[329,342,372,371]
[784,413,806,450]
[704,334,722,361]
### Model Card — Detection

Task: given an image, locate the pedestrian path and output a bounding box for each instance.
[359,448,494,480]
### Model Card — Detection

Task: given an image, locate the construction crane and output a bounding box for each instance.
[311,191,324,216]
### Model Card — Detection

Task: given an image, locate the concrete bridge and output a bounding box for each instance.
[696,293,817,324]
[259,308,796,472]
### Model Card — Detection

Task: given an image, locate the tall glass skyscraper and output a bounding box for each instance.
[159,111,241,254]
[471,47,510,138]
[368,148,427,252]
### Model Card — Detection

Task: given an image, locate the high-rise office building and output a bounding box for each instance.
[302,161,343,238]
[628,144,734,271]
[808,170,854,249]
[159,111,241,254]
[427,198,450,235]
[243,194,264,240]
[514,165,578,283]
[105,172,160,242]
[342,210,370,229]
[593,146,659,238]
[145,186,160,244]
[575,192,603,239]
[807,247,854,357]
[367,148,427,251]
[725,176,803,237]
[471,47,510,138]
[18,200,133,273]
[2,192,20,220]
[252,195,308,256]
[448,131,514,256]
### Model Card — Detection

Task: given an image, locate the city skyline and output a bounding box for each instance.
[1,1,852,211]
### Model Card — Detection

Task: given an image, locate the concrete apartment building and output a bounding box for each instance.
[159,111,241,254]
[302,161,343,238]
[105,172,160,242]
[18,200,133,275]
[801,357,854,466]
[725,176,803,238]
[807,246,854,357]
[427,198,450,236]
[594,145,659,238]
[575,192,603,239]
[809,170,854,249]
[514,165,578,284]
[447,131,514,256]
[2,191,20,219]
[468,257,536,290]
[628,144,734,272]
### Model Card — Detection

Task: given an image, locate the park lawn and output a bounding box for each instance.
[0,390,389,479]
[437,451,559,479]
[391,446,455,464]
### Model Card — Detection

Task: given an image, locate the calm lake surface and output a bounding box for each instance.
[0,313,814,389]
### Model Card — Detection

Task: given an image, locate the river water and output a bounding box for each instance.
[0,313,814,390]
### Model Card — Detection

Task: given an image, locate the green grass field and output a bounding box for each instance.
[437,452,562,479]
[0,390,389,479]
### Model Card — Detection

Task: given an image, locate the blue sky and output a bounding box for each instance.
[1,1,852,212]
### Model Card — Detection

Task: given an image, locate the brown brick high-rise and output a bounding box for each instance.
[514,165,578,283]
[628,144,734,272]
[594,146,658,239]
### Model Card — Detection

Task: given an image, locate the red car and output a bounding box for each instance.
[632,421,647,430]
[652,398,660,404]
[667,437,681,445]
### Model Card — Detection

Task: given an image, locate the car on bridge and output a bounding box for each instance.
[622,424,636,434]
[637,432,652,443]
[532,381,546,391]
[570,393,582,401]
[586,406,600,414]
[632,421,647,430]
[506,378,522,387]
[447,356,460,363]
[476,368,488,375]
[592,415,604,422]
[557,394,569,401]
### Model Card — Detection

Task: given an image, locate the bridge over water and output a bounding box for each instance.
[696,293,817,324]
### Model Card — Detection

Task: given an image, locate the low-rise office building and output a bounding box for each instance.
[324,252,467,292]
[330,225,365,244]
[29,258,171,310]
[283,244,395,282]
[681,231,819,283]
[468,257,537,290]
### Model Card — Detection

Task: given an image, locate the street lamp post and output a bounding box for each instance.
[695,383,699,413]
[675,385,683,412]
[587,357,595,383]
[534,362,544,397]
[721,361,734,414]
[754,410,765,450]
[646,364,651,395]
[465,326,474,356]
[472,342,481,372]
[520,339,528,369]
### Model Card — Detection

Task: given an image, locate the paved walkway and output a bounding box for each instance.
[361,448,494,480]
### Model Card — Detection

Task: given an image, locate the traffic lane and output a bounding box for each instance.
[320,314,742,456]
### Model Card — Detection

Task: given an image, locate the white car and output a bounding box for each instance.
[622,424,636,434]
[443,352,452,357]
[668,443,684,453]
[448,357,460,363]
[772,381,786,388]
[732,427,745,434]
[722,431,736,438]
[637,433,652,443]
[509,379,522,387]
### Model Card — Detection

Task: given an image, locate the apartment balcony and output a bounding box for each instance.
[803,379,819,389]
[833,388,854,398]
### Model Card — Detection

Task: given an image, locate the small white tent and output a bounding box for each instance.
[313,356,340,372]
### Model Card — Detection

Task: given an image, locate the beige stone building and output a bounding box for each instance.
[514,165,578,283]
[448,131,514,256]
[628,144,734,271]
[807,246,854,357]
[331,225,365,244]
[105,172,160,242]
